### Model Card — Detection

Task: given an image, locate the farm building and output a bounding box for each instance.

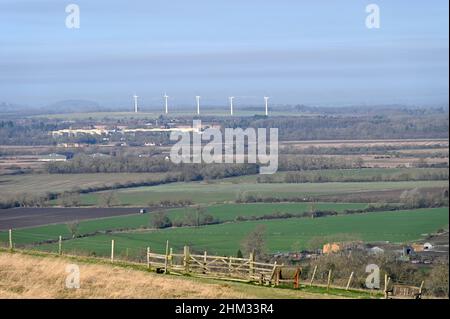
[411,243,434,252]
[368,246,385,255]
[322,243,342,254]
[38,153,67,162]
[412,243,425,252]
[89,153,111,158]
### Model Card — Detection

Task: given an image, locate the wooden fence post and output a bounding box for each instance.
[169,248,173,267]
[146,247,151,270]
[203,251,207,274]
[228,256,232,274]
[9,229,13,251]
[310,265,317,286]
[275,269,280,286]
[58,235,62,255]
[164,240,169,273]
[249,252,255,278]
[110,239,115,263]
[346,271,354,290]
[183,246,190,273]
[294,268,300,289]
[384,274,388,299]
[327,269,332,292]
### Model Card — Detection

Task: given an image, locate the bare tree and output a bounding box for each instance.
[59,192,80,207]
[99,191,119,207]
[67,221,79,239]
[151,211,172,229]
[241,225,267,260]
[183,206,214,227]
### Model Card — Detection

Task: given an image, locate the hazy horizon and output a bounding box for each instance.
[0,0,448,108]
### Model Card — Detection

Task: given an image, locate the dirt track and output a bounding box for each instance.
[0,207,146,230]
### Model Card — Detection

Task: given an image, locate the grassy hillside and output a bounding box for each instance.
[0,250,367,299]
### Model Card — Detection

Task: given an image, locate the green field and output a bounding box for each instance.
[79,180,449,206]
[0,172,168,196]
[2,167,446,199]
[189,168,447,183]
[249,168,448,182]
[29,207,449,257]
[0,202,368,244]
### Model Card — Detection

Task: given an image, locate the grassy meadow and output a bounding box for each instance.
[78,180,449,206]
[0,166,447,264]
[0,202,368,244]
[24,207,449,257]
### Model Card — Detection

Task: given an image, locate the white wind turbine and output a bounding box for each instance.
[264,96,269,116]
[163,93,169,114]
[133,94,139,113]
[229,96,234,115]
[196,95,201,115]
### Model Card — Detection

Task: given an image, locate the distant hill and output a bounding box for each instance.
[0,102,30,113]
[44,99,103,113]
[0,100,106,117]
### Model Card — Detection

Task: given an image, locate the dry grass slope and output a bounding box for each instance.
[0,252,341,299]
[0,252,247,298]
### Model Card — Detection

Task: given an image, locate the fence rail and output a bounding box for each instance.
[146,245,277,281]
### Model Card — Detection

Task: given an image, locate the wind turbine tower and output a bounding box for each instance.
[229,96,234,115]
[196,96,201,115]
[264,96,269,116]
[133,94,139,113]
[163,93,169,114]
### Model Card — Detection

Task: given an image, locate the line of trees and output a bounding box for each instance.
[280,144,448,156]
[245,115,449,140]
[45,154,259,177]
[150,207,218,229]
[235,188,449,208]
[278,169,449,183]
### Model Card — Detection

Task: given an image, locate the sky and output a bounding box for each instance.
[0,0,448,109]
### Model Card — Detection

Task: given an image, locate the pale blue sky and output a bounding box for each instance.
[0,0,448,108]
